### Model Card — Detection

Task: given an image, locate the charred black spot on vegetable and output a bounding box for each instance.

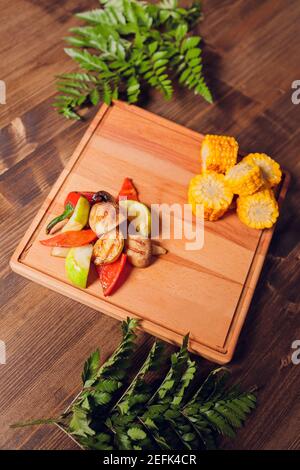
[92,191,115,205]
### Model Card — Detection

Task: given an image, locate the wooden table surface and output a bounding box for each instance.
[0,0,299,450]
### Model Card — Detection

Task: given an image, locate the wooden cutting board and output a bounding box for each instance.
[10,101,289,363]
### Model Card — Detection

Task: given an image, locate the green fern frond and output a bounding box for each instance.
[11,319,255,451]
[54,0,212,118]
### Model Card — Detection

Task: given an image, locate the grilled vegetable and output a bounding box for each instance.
[46,191,94,234]
[118,177,139,201]
[237,189,279,229]
[126,235,152,268]
[65,244,93,288]
[40,229,97,247]
[200,134,238,173]
[96,253,127,296]
[91,191,115,205]
[225,159,264,195]
[119,199,151,237]
[152,244,168,256]
[188,172,233,221]
[89,199,123,237]
[52,196,91,257]
[244,153,282,187]
[93,230,124,265]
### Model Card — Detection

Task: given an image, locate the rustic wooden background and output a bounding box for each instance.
[0,0,299,450]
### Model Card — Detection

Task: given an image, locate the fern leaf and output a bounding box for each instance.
[171,358,196,406]
[68,406,95,438]
[203,409,236,438]
[82,349,100,386]
[188,367,230,405]
[127,75,141,103]
[117,341,164,414]
[11,320,257,451]
[64,48,109,72]
[55,0,212,119]
[76,9,108,25]
[150,334,189,404]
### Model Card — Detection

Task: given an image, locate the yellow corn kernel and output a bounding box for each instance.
[225,159,264,196]
[237,189,279,229]
[200,134,238,173]
[244,153,282,187]
[188,172,233,221]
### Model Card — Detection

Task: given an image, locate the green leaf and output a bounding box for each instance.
[127,427,147,441]
[80,432,112,450]
[82,349,100,386]
[57,72,95,83]
[127,75,140,103]
[95,379,120,393]
[57,86,82,96]
[204,410,236,438]
[195,79,213,103]
[181,36,201,52]
[55,0,211,119]
[61,108,81,120]
[152,334,190,404]
[179,68,191,84]
[64,36,89,47]
[76,9,107,24]
[116,431,132,450]
[172,358,196,406]
[153,59,168,70]
[102,81,112,105]
[148,41,158,55]
[116,341,163,418]
[189,367,230,405]
[176,23,188,42]
[215,404,242,428]
[12,319,257,451]
[152,51,168,61]
[186,47,201,60]
[89,87,100,106]
[182,432,196,442]
[93,391,112,406]
[68,406,95,437]
[64,48,109,72]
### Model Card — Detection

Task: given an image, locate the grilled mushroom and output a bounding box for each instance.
[89,192,125,236]
[126,235,152,268]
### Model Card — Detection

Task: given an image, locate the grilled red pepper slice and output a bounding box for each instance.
[40,229,97,247]
[64,191,94,207]
[46,191,95,234]
[118,178,139,201]
[96,253,127,296]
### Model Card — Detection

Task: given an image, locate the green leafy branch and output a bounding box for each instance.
[54,0,212,119]
[11,318,256,450]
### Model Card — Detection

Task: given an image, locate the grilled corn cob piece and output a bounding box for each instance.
[188,172,233,221]
[225,159,264,196]
[244,153,282,187]
[200,134,238,173]
[237,189,279,229]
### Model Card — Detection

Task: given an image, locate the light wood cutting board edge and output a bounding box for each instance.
[10,101,290,364]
